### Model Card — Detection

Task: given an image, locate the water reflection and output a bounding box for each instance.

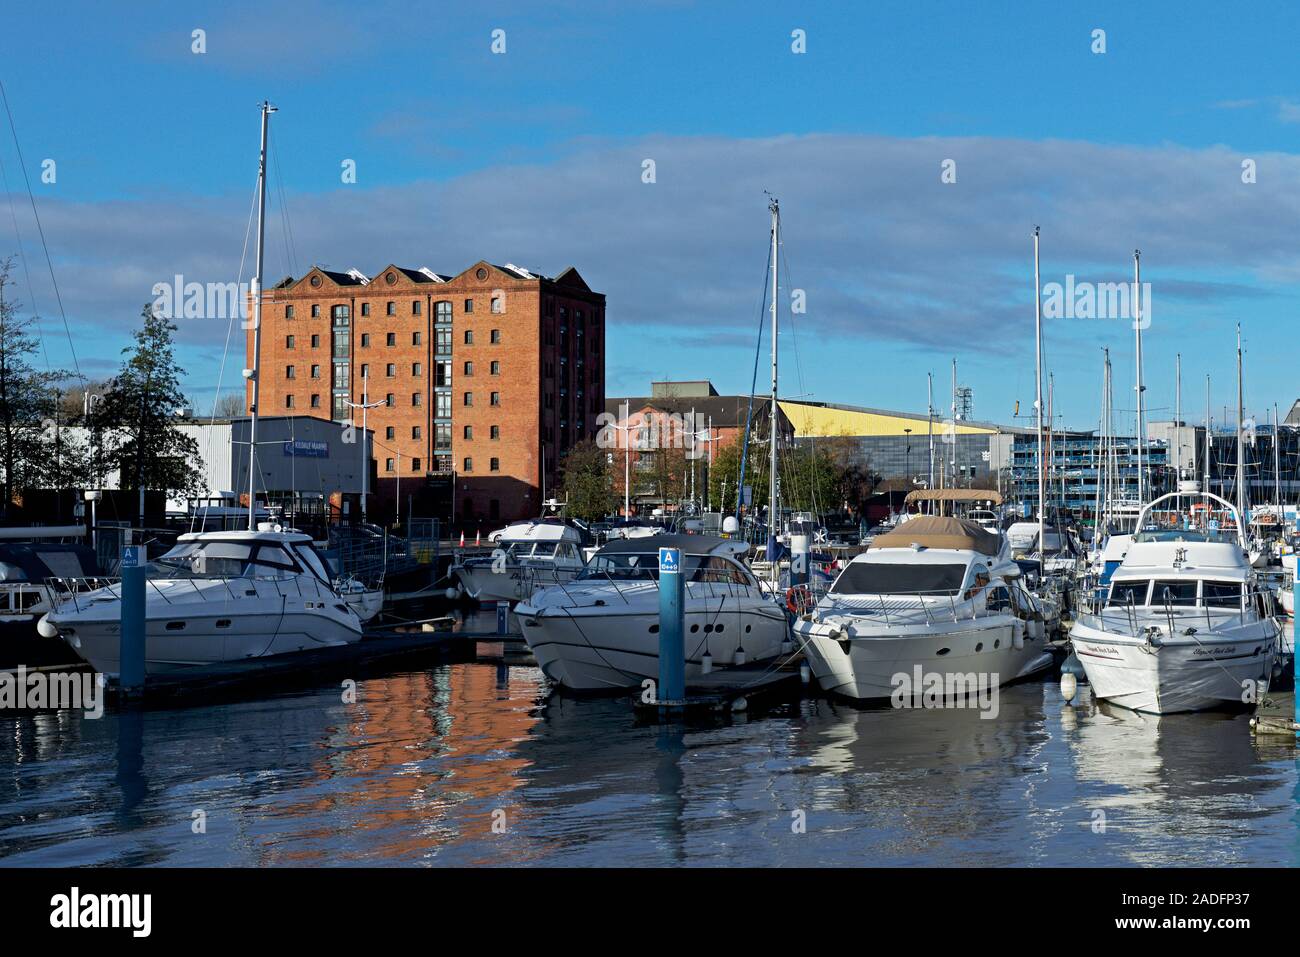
[0,662,1295,866]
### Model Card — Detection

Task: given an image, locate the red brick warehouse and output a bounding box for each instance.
[248,260,606,527]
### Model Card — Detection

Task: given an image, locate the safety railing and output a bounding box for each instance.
[45,573,338,614]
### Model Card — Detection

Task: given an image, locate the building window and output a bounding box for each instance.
[285,364,296,379]
[412,362,422,376]
[333,363,349,389]
[311,364,321,378]
[412,393,421,406]
[464,330,474,345]
[332,304,349,321]
[490,296,503,314]
[385,426,394,440]
[361,333,370,348]
[332,394,348,421]
[464,361,474,376]
[463,392,473,407]
[463,425,473,440]
[311,334,320,348]
[412,300,422,315]
[286,335,295,349]
[490,457,500,472]
[361,302,371,317]
[490,392,500,406]
[490,425,500,440]
[385,458,395,472]
[412,426,421,439]
[386,332,396,347]
[464,298,474,313]
[436,329,452,355]
[385,393,395,407]
[360,363,369,379]
[310,394,320,409]
[412,331,422,346]
[435,360,451,387]
[490,329,501,344]
[285,395,295,409]
[435,300,452,323]
[490,360,500,376]
[386,363,395,377]
[436,392,451,417]
[463,457,473,472]
[412,458,421,471]
[386,301,396,316]
[285,305,294,319]
[311,304,320,318]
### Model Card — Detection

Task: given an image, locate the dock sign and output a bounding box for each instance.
[658,547,680,574]
[122,545,144,568]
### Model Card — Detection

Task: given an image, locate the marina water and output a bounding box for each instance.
[2,618,1298,867]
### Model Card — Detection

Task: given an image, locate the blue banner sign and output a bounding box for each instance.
[283,440,329,458]
[658,547,680,573]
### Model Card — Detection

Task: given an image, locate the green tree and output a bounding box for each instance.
[560,439,616,521]
[0,258,69,506]
[708,438,770,516]
[100,305,205,506]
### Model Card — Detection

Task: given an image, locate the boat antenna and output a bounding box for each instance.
[1033,227,1045,579]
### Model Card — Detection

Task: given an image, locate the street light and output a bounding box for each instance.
[343,369,385,525]
[607,400,636,518]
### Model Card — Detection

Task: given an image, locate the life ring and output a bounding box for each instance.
[785,585,811,615]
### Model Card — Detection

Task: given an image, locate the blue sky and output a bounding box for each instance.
[2,0,1299,431]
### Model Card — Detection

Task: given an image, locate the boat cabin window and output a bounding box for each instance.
[1152,580,1197,607]
[156,540,301,578]
[1201,581,1243,608]
[691,556,754,586]
[579,552,700,581]
[1107,580,1149,606]
[290,543,333,583]
[830,562,968,596]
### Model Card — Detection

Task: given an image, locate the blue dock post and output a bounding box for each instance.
[496,600,510,636]
[119,545,146,693]
[657,546,685,705]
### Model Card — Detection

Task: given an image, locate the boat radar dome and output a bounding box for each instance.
[722,516,740,535]
[1178,479,1201,494]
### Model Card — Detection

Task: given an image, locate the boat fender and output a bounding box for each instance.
[1013,619,1025,650]
[701,652,713,675]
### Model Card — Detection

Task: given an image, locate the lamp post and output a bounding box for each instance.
[607,401,635,518]
[343,369,385,525]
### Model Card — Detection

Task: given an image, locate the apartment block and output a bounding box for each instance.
[249,261,605,525]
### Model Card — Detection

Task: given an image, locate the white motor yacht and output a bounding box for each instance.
[1068,491,1280,714]
[794,515,1056,702]
[450,519,586,603]
[37,527,362,676]
[515,534,789,692]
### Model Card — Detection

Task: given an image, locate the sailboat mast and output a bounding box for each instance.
[1175,352,1182,513]
[927,372,934,494]
[247,100,275,532]
[768,196,779,582]
[1275,402,1282,512]
[1133,249,1145,506]
[950,358,958,497]
[1033,227,1044,577]
[1093,350,1106,534]
[1204,375,1212,498]
[1236,324,1245,524]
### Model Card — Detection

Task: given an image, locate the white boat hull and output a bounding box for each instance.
[798,616,1053,702]
[453,563,580,604]
[518,602,789,692]
[1070,617,1277,714]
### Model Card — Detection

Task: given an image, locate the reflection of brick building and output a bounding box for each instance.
[249,262,605,526]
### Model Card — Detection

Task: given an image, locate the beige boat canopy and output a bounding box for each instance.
[869,515,1002,556]
[903,489,1003,505]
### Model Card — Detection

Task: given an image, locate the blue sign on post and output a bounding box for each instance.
[119,545,147,691]
[657,547,685,704]
[122,545,143,568]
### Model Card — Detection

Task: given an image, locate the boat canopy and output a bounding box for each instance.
[868,515,1001,556]
[497,520,584,543]
[903,489,1003,506]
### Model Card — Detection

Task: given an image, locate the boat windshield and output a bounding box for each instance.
[1132,530,1237,544]
[155,540,301,579]
[830,562,968,596]
[578,552,702,581]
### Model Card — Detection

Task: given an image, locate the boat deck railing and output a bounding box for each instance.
[528,567,779,610]
[1075,585,1277,638]
[818,589,980,626]
[46,573,338,614]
